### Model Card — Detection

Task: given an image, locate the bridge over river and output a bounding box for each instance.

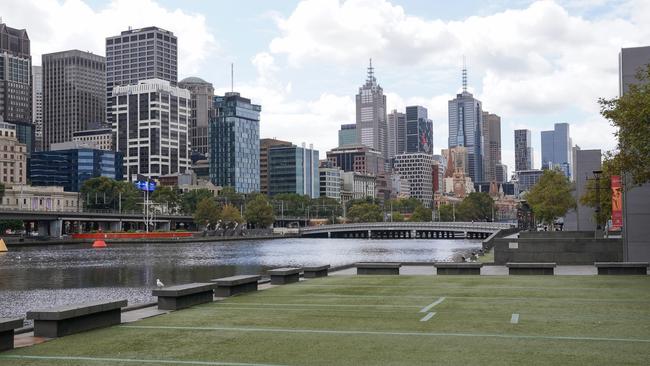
[300,222,516,239]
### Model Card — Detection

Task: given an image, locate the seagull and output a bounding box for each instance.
[156,279,165,288]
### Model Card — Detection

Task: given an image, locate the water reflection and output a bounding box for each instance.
[0,238,480,319]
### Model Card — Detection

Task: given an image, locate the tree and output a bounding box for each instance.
[272,193,311,217]
[151,186,180,213]
[580,153,621,226]
[391,212,405,222]
[388,197,422,213]
[220,204,243,229]
[410,206,432,222]
[599,63,650,185]
[526,169,576,225]
[346,202,383,223]
[309,196,343,219]
[181,189,214,215]
[218,186,245,206]
[80,177,140,212]
[193,198,220,229]
[0,219,23,233]
[244,195,275,228]
[457,192,495,221]
[0,182,5,201]
[438,204,454,222]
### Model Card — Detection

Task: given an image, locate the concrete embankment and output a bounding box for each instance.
[2,234,298,247]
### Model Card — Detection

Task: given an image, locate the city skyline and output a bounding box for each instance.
[3,0,649,173]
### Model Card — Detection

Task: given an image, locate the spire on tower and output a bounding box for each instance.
[462,56,467,93]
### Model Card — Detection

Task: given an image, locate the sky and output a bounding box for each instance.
[4,0,649,174]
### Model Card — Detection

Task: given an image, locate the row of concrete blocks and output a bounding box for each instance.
[356,261,650,276]
[0,264,332,352]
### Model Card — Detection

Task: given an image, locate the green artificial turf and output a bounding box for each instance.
[2,275,650,365]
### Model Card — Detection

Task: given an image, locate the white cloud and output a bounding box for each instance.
[3,0,217,74]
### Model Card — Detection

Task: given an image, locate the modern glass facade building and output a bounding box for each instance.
[29,147,123,192]
[541,123,571,178]
[481,111,501,182]
[209,92,261,193]
[448,89,483,183]
[405,105,433,155]
[338,123,356,147]
[514,129,533,171]
[268,144,319,198]
[356,60,388,161]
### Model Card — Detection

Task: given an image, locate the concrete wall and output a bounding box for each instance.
[565,149,601,231]
[623,183,650,261]
[494,234,622,264]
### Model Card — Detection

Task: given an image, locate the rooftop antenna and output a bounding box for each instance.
[231,62,234,92]
[367,58,374,82]
[462,56,467,93]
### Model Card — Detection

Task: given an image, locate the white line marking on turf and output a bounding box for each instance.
[420,312,436,322]
[511,313,520,324]
[121,325,650,343]
[420,297,446,313]
[0,355,287,366]
[216,303,420,309]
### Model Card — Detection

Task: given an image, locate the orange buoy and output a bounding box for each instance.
[92,240,107,248]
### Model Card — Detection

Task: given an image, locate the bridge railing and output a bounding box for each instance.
[0,207,192,219]
[300,222,515,232]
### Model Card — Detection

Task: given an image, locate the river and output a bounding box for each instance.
[0,237,481,320]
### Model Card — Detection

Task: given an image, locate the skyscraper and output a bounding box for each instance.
[355,59,388,162]
[112,79,190,180]
[338,123,356,147]
[32,65,42,151]
[541,122,571,178]
[393,153,433,207]
[260,138,292,195]
[514,129,533,171]
[619,46,650,96]
[448,66,483,183]
[209,92,261,193]
[178,77,214,156]
[0,22,32,153]
[42,50,105,150]
[481,111,501,182]
[405,106,433,154]
[105,27,178,125]
[387,110,405,158]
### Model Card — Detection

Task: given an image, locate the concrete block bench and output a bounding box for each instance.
[303,265,330,278]
[27,299,127,338]
[507,262,556,275]
[268,268,301,285]
[153,283,216,310]
[211,275,261,297]
[595,262,649,275]
[0,318,23,351]
[356,262,401,275]
[434,262,483,275]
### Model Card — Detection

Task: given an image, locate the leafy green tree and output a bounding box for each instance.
[0,219,23,233]
[456,192,495,221]
[244,195,275,228]
[438,204,455,222]
[218,186,245,206]
[220,204,244,229]
[193,198,220,229]
[526,170,576,225]
[580,153,622,226]
[410,206,432,222]
[391,212,405,222]
[181,189,214,215]
[347,202,383,223]
[388,197,422,213]
[151,186,180,213]
[599,64,650,184]
[309,196,343,219]
[0,182,5,201]
[272,193,311,217]
[80,177,140,212]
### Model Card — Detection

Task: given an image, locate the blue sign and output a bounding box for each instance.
[135,180,157,192]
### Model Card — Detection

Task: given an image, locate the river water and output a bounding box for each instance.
[0,238,480,321]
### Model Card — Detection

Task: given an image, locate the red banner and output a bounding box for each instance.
[611,175,622,231]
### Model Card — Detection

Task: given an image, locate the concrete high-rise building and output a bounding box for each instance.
[448,67,483,183]
[32,65,42,151]
[179,77,214,156]
[564,149,601,231]
[72,124,113,151]
[338,123,356,147]
[0,22,32,153]
[0,121,27,185]
[260,138,292,195]
[355,60,387,162]
[393,153,433,207]
[541,122,571,178]
[112,79,190,180]
[326,144,384,176]
[514,129,533,171]
[619,46,650,96]
[106,27,178,125]
[319,167,343,201]
[405,105,433,155]
[515,169,544,194]
[481,111,501,182]
[268,144,319,198]
[387,109,405,159]
[496,163,508,184]
[209,92,261,193]
[42,50,105,150]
